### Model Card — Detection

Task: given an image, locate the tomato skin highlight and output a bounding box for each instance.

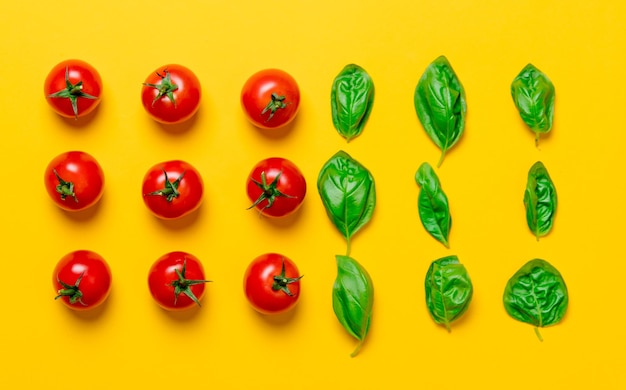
[141,64,201,124]
[53,250,112,311]
[241,69,300,129]
[44,151,105,212]
[246,157,306,218]
[148,252,209,311]
[44,59,102,119]
[142,160,204,219]
[244,253,302,315]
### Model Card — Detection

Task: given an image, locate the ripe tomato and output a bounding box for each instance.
[241,69,300,129]
[246,157,306,217]
[142,160,204,219]
[44,59,102,119]
[141,64,201,124]
[44,151,105,212]
[148,251,210,311]
[244,253,303,315]
[53,250,112,311]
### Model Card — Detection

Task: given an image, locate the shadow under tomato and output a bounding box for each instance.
[54,102,101,129]
[65,293,111,322]
[154,205,203,231]
[160,303,204,322]
[154,108,200,135]
[57,196,104,223]
[250,202,306,230]
[253,301,300,327]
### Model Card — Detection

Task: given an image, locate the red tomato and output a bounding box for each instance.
[141,64,201,124]
[244,253,302,315]
[148,251,210,311]
[44,59,102,119]
[246,157,306,217]
[241,69,300,129]
[44,151,105,212]
[53,250,112,311]
[142,160,204,219]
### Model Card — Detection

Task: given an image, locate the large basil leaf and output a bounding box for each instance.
[503,258,568,341]
[331,64,375,142]
[425,255,472,331]
[317,151,376,253]
[415,162,451,248]
[524,161,557,240]
[510,63,555,146]
[332,255,374,357]
[414,55,466,167]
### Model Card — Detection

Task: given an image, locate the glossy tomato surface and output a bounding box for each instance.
[246,157,306,217]
[244,253,302,315]
[141,64,201,124]
[148,251,210,311]
[142,160,203,219]
[44,59,102,119]
[53,250,112,311]
[241,69,300,129]
[44,151,105,212]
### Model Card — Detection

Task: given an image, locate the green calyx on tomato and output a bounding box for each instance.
[46,66,99,119]
[261,92,288,121]
[143,69,179,107]
[247,170,295,212]
[272,258,304,297]
[145,169,186,202]
[170,259,211,307]
[53,169,78,203]
[54,272,87,306]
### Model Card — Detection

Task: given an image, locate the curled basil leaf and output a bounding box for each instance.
[524,161,557,240]
[331,64,375,142]
[503,259,568,341]
[317,151,376,254]
[415,162,451,248]
[425,255,472,331]
[333,255,374,357]
[511,63,555,146]
[414,55,467,167]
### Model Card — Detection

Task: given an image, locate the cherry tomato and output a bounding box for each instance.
[246,157,306,218]
[53,250,112,311]
[44,59,102,119]
[44,151,105,212]
[241,69,300,129]
[141,64,201,124]
[244,253,302,315]
[148,251,210,311]
[142,160,204,219]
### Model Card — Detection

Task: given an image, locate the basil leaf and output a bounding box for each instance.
[511,63,555,146]
[332,254,374,357]
[317,151,376,253]
[425,255,473,332]
[524,161,557,240]
[414,55,467,167]
[331,64,375,142]
[415,162,451,248]
[503,258,568,341]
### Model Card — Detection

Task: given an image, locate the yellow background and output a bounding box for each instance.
[0,1,624,388]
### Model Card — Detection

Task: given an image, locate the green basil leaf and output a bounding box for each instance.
[503,258,568,341]
[510,63,555,146]
[317,151,376,253]
[523,161,557,240]
[332,254,374,357]
[414,55,467,167]
[331,64,375,142]
[425,255,473,331]
[415,162,451,248]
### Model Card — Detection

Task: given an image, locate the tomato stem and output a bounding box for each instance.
[170,259,211,307]
[247,170,296,213]
[145,170,186,202]
[261,92,288,121]
[53,169,78,203]
[272,258,303,297]
[47,66,98,119]
[143,69,179,108]
[55,271,87,306]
